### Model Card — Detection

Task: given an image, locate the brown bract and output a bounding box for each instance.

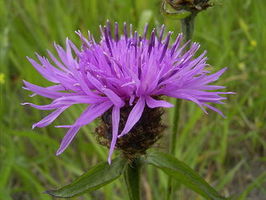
[165,0,211,12]
[95,105,166,161]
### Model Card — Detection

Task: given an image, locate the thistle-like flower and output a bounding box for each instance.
[23,21,232,163]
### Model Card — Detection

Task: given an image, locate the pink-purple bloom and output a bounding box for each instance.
[23,22,232,163]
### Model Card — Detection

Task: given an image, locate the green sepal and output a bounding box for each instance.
[45,157,127,198]
[161,1,191,19]
[146,151,228,200]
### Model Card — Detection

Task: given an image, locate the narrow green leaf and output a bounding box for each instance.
[46,157,127,198]
[146,151,228,200]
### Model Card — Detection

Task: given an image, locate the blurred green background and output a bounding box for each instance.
[0,0,265,199]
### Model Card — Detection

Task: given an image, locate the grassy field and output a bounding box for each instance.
[0,0,265,199]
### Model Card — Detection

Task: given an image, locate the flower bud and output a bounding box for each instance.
[165,0,211,12]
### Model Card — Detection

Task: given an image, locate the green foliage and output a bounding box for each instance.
[0,0,265,199]
[46,157,127,198]
[146,151,227,200]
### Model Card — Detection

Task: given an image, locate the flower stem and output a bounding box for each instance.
[166,13,196,200]
[181,12,196,44]
[124,158,142,200]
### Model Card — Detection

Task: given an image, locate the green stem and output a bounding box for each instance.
[166,12,196,200]
[124,158,142,200]
[181,13,196,44]
[169,100,181,156]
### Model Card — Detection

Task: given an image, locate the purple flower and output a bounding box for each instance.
[23,21,233,163]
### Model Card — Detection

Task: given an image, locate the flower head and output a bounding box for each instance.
[23,21,232,163]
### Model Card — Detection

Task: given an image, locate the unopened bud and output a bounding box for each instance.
[165,0,211,13]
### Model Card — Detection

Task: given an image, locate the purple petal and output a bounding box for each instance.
[170,33,182,56]
[54,43,73,70]
[27,84,68,97]
[21,102,65,110]
[202,103,225,118]
[102,88,124,107]
[87,72,124,106]
[56,126,81,155]
[75,30,91,48]
[159,32,172,62]
[22,95,107,110]
[166,92,207,113]
[32,106,69,129]
[56,101,112,155]
[146,96,173,108]
[68,39,80,56]
[23,81,71,99]
[57,101,113,128]
[47,50,69,72]
[118,97,145,138]
[53,95,108,105]
[192,85,226,90]
[180,94,206,111]
[27,57,59,83]
[108,106,120,164]
[171,89,228,102]
[193,68,227,85]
